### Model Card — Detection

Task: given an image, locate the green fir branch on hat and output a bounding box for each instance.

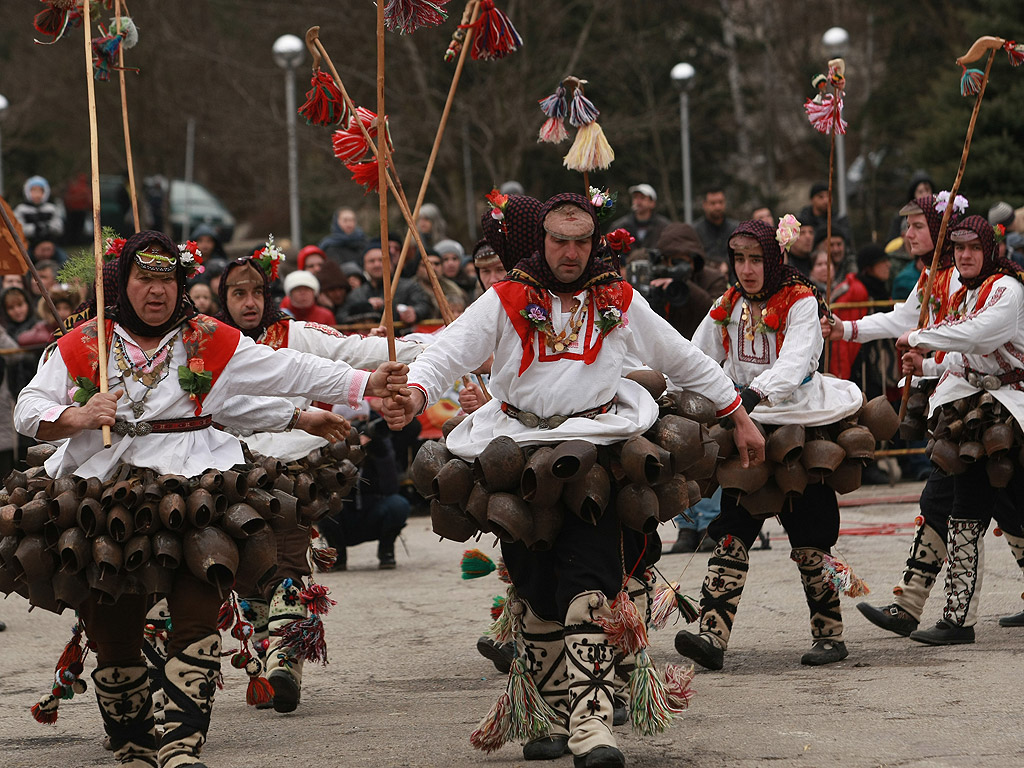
[57,227,122,286]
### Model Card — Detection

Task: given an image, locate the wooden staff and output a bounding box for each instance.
[375,1,396,361]
[389,0,482,298]
[898,38,1000,421]
[115,0,140,232]
[823,61,845,372]
[83,1,112,448]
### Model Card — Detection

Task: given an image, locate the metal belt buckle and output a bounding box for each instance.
[517,410,540,429]
[113,420,153,437]
[546,414,568,429]
[981,375,1001,391]
[967,373,980,387]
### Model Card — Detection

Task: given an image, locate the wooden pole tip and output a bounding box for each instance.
[956,35,1005,66]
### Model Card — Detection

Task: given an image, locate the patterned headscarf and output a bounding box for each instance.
[728,220,829,317]
[907,194,959,269]
[480,194,543,272]
[112,230,196,337]
[216,258,290,339]
[508,193,620,294]
[950,214,1022,289]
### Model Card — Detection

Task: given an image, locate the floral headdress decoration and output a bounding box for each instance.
[178,241,205,279]
[252,235,286,281]
[485,188,510,238]
[934,190,969,216]
[588,186,617,222]
[775,213,801,253]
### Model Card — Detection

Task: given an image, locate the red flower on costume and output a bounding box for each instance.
[709,305,728,322]
[605,228,635,254]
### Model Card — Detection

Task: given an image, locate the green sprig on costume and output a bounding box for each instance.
[71,376,99,404]
[460,548,496,579]
[57,227,121,286]
[177,364,212,398]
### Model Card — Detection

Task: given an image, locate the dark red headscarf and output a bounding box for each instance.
[480,194,543,272]
[909,194,959,269]
[507,193,620,294]
[112,230,197,337]
[951,214,1023,289]
[216,258,290,339]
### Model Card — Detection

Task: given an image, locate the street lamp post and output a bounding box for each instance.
[670,63,695,224]
[822,26,849,218]
[0,94,8,198]
[273,34,304,251]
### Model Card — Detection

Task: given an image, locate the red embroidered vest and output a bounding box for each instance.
[713,283,815,355]
[257,318,291,350]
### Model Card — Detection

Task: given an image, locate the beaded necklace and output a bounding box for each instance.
[113,334,175,418]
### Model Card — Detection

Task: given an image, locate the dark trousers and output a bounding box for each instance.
[920,467,1023,537]
[708,482,840,552]
[319,494,409,550]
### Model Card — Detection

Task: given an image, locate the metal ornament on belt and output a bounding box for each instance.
[966,372,1001,391]
[514,410,568,430]
[112,420,154,437]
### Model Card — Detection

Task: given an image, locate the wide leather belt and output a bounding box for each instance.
[501,398,616,430]
[113,415,213,437]
[963,364,1024,391]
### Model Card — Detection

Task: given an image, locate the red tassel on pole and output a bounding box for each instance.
[299,70,350,127]
[463,0,522,60]
[384,0,450,35]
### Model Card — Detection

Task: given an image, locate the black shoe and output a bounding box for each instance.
[674,630,724,670]
[999,609,1024,627]
[0,619,6,631]
[755,531,771,550]
[573,745,625,768]
[612,696,627,726]
[669,530,697,553]
[856,602,919,637]
[909,618,975,645]
[800,639,849,666]
[268,669,301,713]
[523,734,570,760]
[476,636,514,674]
[378,552,397,569]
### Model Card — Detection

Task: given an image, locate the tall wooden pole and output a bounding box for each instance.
[376,0,396,361]
[115,0,139,232]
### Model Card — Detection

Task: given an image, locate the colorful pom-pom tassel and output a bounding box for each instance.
[217,599,235,631]
[628,651,686,736]
[31,694,60,725]
[649,582,680,630]
[960,66,985,97]
[821,553,870,597]
[490,594,506,622]
[563,122,615,172]
[311,544,338,572]
[538,85,567,118]
[568,89,599,127]
[469,656,556,752]
[496,558,511,584]
[464,0,522,61]
[245,674,275,707]
[662,663,695,711]
[1005,41,1024,67]
[804,94,847,135]
[33,2,81,46]
[347,161,382,194]
[299,71,350,127]
[469,689,513,753]
[299,583,337,616]
[537,117,569,144]
[596,590,649,655]
[384,0,450,35]
[461,548,496,579]
[270,614,329,665]
[488,587,517,643]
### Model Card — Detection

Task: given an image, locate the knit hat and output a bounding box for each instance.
[317,259,348,292]
[297,244,326,271]
[23,176,50,202]
[856,243,888,273]
[810,181,829,198]
[988,201,1015,229]
[433,239,465,259]
[283,270,320,294]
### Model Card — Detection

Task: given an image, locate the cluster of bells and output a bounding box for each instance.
[0,432,366,615]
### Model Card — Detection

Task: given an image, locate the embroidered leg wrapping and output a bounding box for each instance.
[698,536,749,651]
[92,664,158,767]
[158,634,220,768]
[943,518,985,628]
[564,592,619,757]
[265,580,306,713]
[793,547,845,643]
[142,601,170,730]
[999,531,1024,624]
[893,522,946,621]
[520,600,569,746]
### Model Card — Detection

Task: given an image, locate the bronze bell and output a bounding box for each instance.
[899,415,927,441]
[133,501,161,536]
[0,505,15,538]
[717,456,771,498]
[51,491,80,530]
[152,530,183,569]
[775,462,809,497]
[520,447,563,507]
[156,474,187,495]
[958,441,985,464]
[411,441,454,498]
[298,499,330,525]
[87,561,125,606]
[48,476,76,497]
[859,396,900,441]
[269,490,300,531]
[739,481,786,520]
[929,438,966,475]
[474,436,527,492]
[465,483,492,533]
[75,476,103,501]
[625,368,667,400]
[245,489,281,521]
[620,435,673,486]
[685,440,720,482]
[246,466,273,491]
[12,534,57,585]
[907,391,929,415]
[562,464,611,525]
[708,424,736,461]
[7,487,30,508]
[429,499,478,543]
[4,469,27,493]
[222,503,267,539]
[486,493,534,544]
[327,439,351,462]
[315,467,344,494]
[826,461,863,495]
[982,422,1014,457]
[433,459,475,506]
[686,479,703,509]
[654,475,693,524]
[673,390,718,424]
[184,527,239,592]
[442,413,468,439]
[124,534,152,572]
[92,534,123,576]
[0,534,18,568]
[616,484,661,534]
[946,419,965,442]
[800,440,847,480]
[836,426,876,463]
[52,569,90,613]
[262,458,286,481]
[157,493,186,531]
[548,440,598,483]
[294,473,319,505]
[186,489,222,528]
[106,505,135,543]
[987,453,1014,488]
[15,498,53,535]
[766,424,806,466]
[58,527,91,574]
[234,527,278,592]
[78,496,107,537]
[523,502,564,551]
[272,473,296,496]
[137,561,174,596]
[651,415,705,473]
[199,470,224,494]
[25,443,57,468]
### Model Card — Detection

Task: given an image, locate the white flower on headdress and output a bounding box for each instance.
[775,213,801,252]
[263,234,286,264]
[934,190,969,215]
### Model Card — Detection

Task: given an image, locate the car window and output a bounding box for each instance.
[170,182,220,207]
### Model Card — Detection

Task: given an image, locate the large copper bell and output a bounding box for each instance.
[620,435,672,486]
[963,408,985,431]
[26,443,57,467]
[766,424,805,466]
[246,489,280,521]
[92,534,123,574]
[987,453,1014,488]
[58,527,91,573]
[708,424,735,460]
[826,461,863,494]
[268,490,300,531]
[958,441,985,464]
[523,503,563,551]
[562,464,611,524]
[739,481,786,520]
[187,489,225,528]
[158,494,187,531]
[617,484,661,533]
[124,534,152,572]
[486,493,534,543]
[473,436,526,492]
[14,498,51,534]
[774,462,809,497]
[88,562,125,606]
[521,447,563,507]
[13,534,57,584]
[548,440,598,483]
[429,500,478,542]
[52,569,90,612]
[899,415,927,441]
[184,527,239,592]
[654,475,693,523]
[982,422,1014,457]
[836,426,875,463]
[223,503,267,539]
[625,369,667,400]
[442,413,468,439]
[152,531,183,569]
[137,561,174,596]
[686,438,720,482]
[433,459,475,506]
[132,499,161,536]
[929,438,966,475]
[107,505,135,543]
[673,390,717,424]
[78,497,107,537]
[465,483,492,533]
[0,505,14,537]
[801,440,846,480]
[234,528,278,592]
[222,470,250,504]
[650,415,705,473]
[859,396,900,441]
[411,440,454,498]
[717,456,771,498]
[906,391,929,415]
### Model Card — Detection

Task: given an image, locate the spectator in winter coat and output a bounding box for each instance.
[319,207,367,265]
[608,183,670,251]
[14,176,64,249]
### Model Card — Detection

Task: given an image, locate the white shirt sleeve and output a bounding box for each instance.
[843,294,919,342]
[288,320,423,367]
[13,347,74,438]
[909,279,1024,355]
[215,396,297,436]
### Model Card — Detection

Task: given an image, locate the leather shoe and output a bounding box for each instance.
[800,639,848,666]
[998,609,1024,627]
[524,735,570,760]
[909,618,975,645]
[856,602,918,637]
[573,745,625,768]
[476,636,514,674]
[674,630,724,670]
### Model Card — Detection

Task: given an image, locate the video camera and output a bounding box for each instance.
[626,248,693,313]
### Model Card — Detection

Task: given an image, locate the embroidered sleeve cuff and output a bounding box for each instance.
[715,394,742,418]
[42,405,71,424]
[908,330,923,348]
[410,383,429,415]
[844,320,856,342]
[348,370,370,407]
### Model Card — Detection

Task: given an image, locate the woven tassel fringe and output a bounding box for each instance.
[496,558,511,583]
[465,0,522,61]
[662,663,696,711]
[300,583,337,616]
[246,675,274,707]
[299,71,350,127]
[596,590,648,655]
[385,0,450,35]
[469,657,555,752]
[311,544,338,572]
[804,95,847,135]
[538,85,567,118]
[270,614,329,665]
[568,89,599,127]
[489,594,506,622]
[538,117,569,144]
[563,122,614,172]
[469,690,512,753]
[461,548,496,579]
[821,553,870,597]
[31,694,60,725]
[628,651,686,736]
[488,586,517,642]
[1005,40,1024,66]
[960,67,985,97]
[347,161,382,194]
[649,581,699,629]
